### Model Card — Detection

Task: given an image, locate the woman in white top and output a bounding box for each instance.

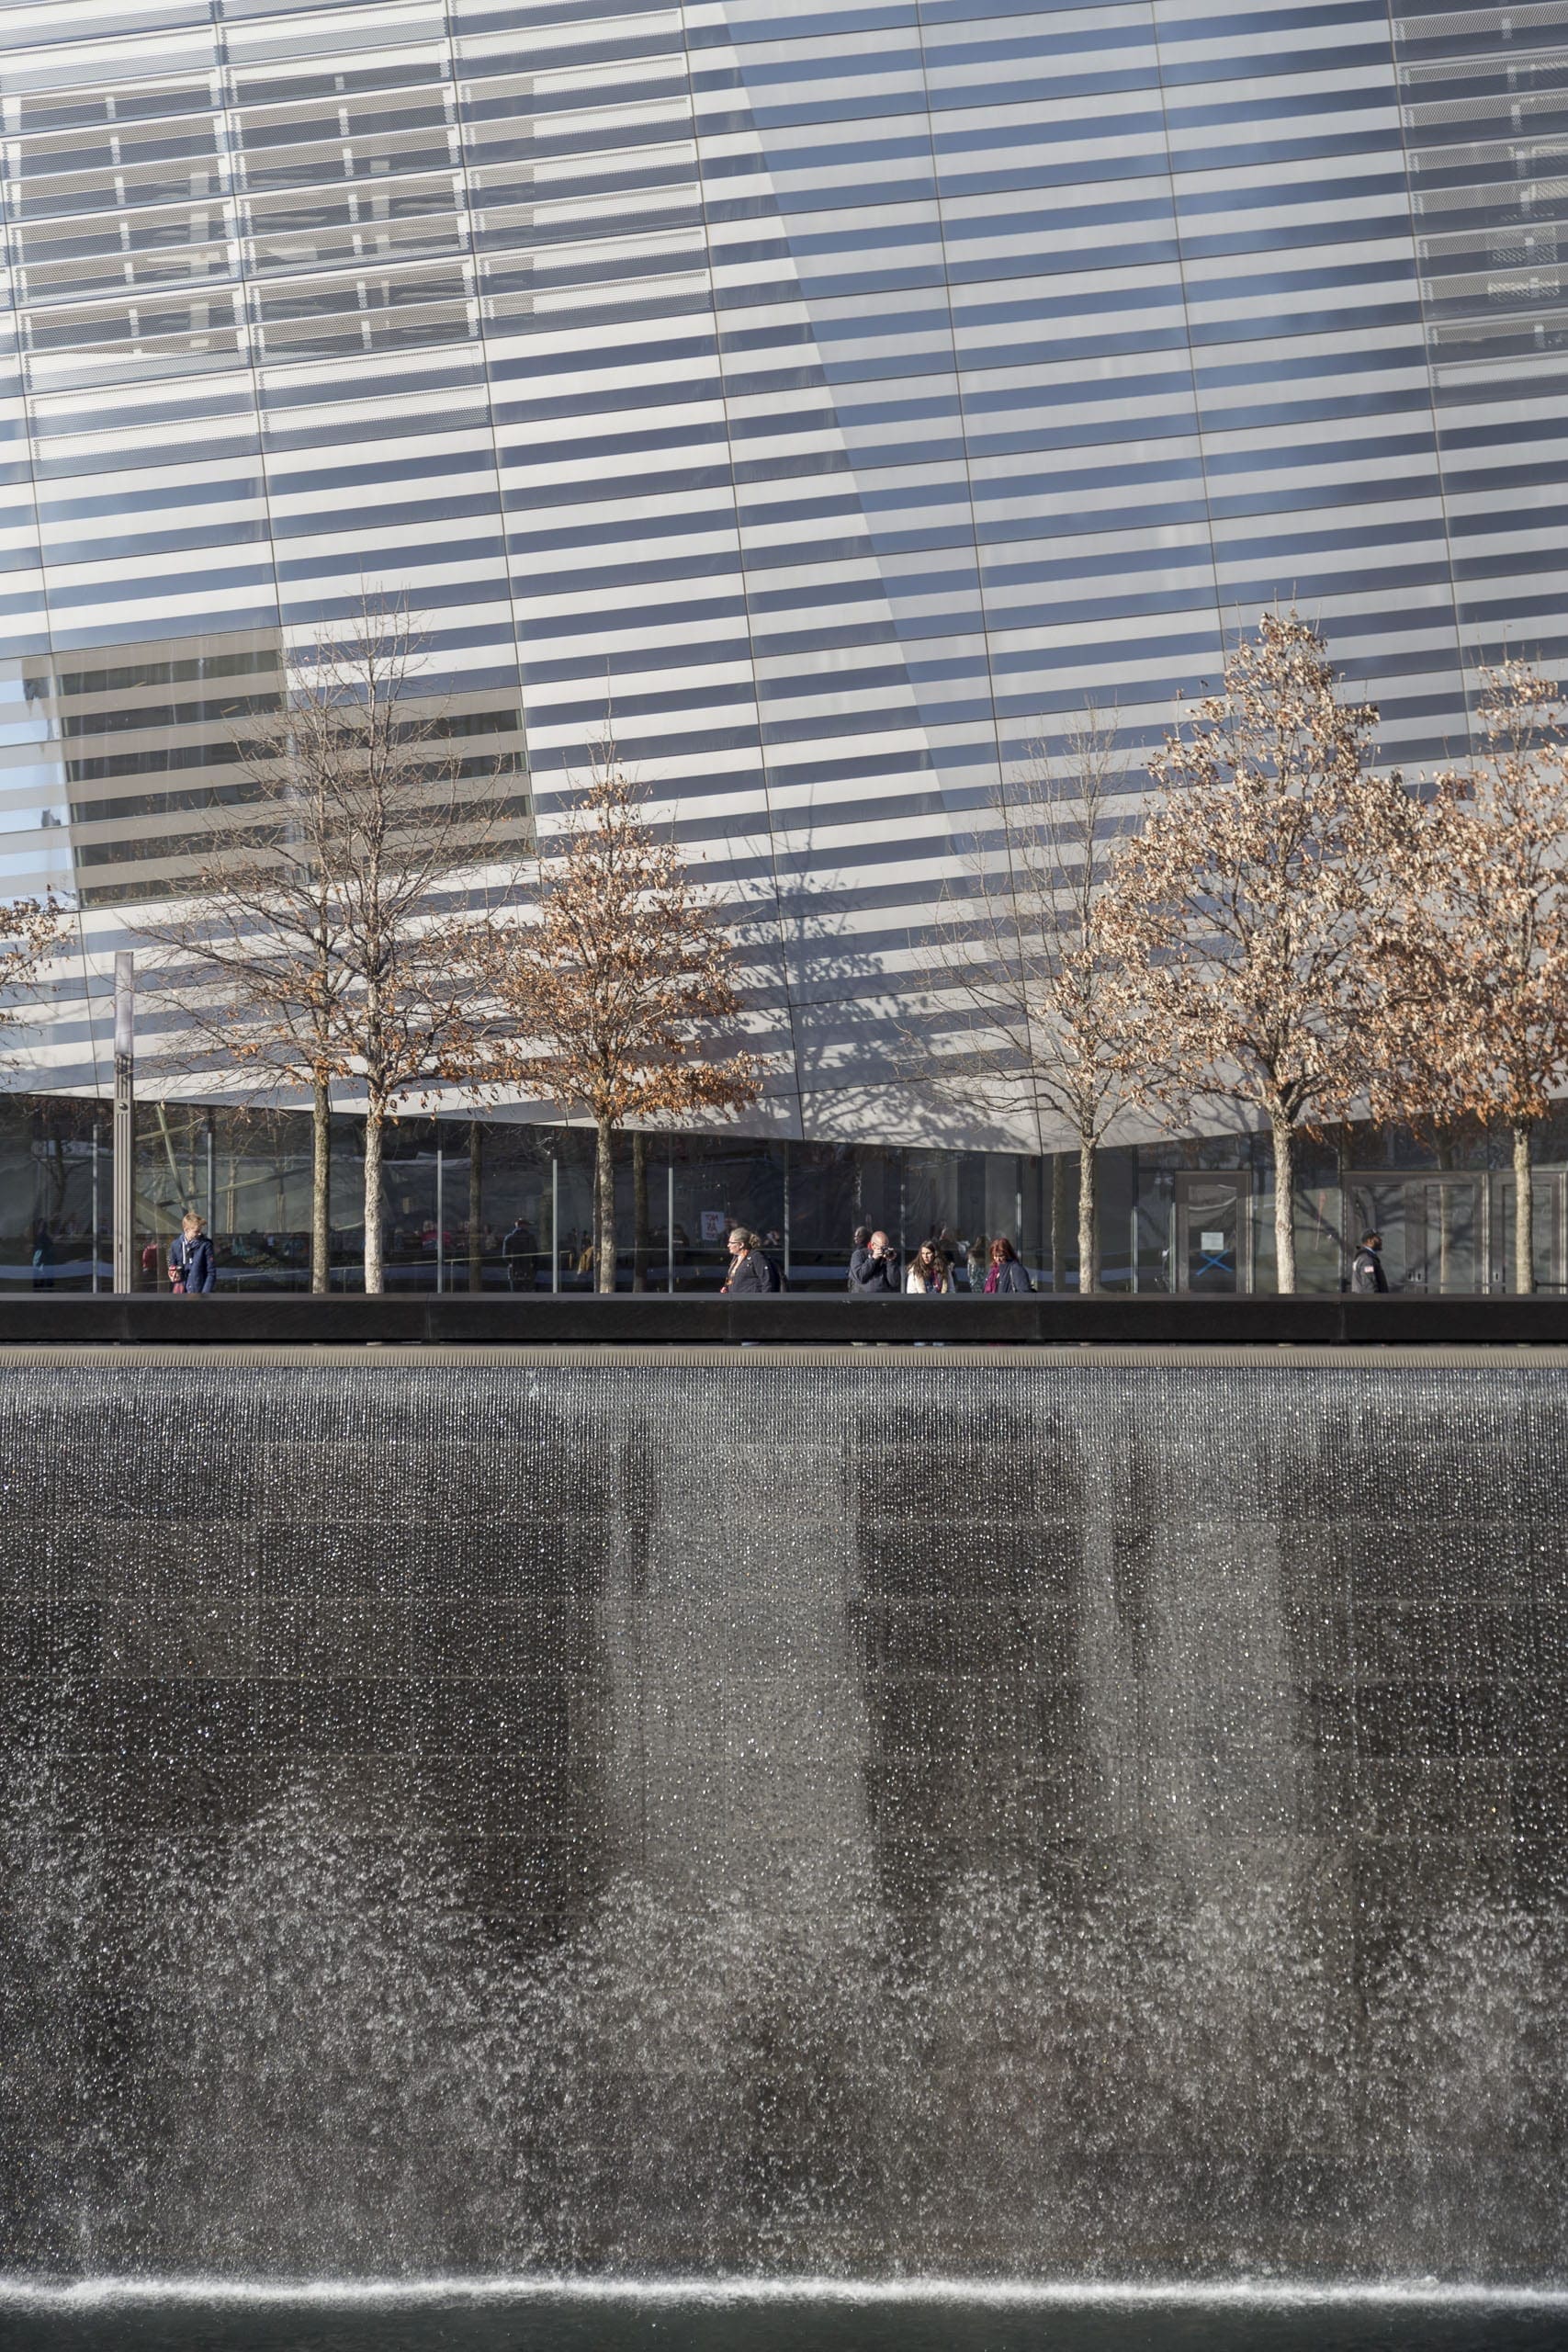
[905,1240,953,1295]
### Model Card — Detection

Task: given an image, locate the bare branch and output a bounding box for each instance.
[0,896,71,1070]
[135,593,527,1291]
[899,707,1136,1285]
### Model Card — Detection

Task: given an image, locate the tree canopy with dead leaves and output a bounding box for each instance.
[1370,660,1568,1294]
[470,746,761,1290]
[1094,609,1417,1293]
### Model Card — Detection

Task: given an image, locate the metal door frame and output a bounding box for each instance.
[1174,1170,1251,1294]
[1344,1167,1486,1295]
[1483,1163,1566,1295]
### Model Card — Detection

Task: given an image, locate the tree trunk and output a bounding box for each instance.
[1269,1107,1297,1295]
[310,1079,331,1295]
[363,1111,384,1295]
[1077,1137,1097,1295]
[1050,1152,1066,1294]
[468,1119,483,1293]
[1514,1120,1535,1295]
[1334,1122,1354,1294]
[1435,1127,1454,1294]
[595,1116,616,1293]
[632,1130,649,1292]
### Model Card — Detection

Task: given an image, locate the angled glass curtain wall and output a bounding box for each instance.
[0,0,1563,1151]
[6,1091,1568,1296]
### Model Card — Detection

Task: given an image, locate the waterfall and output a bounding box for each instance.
[2,1351,1565,2282]
[597,1388,870,1890]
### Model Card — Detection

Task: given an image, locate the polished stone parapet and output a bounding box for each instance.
[3,1293,1568,1343]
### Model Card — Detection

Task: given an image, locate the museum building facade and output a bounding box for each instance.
[0,0,1565,1287]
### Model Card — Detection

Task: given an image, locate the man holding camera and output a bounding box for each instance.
[847,1228,901,1295]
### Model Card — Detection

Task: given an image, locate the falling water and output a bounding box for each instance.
[2,1348,1566,2286]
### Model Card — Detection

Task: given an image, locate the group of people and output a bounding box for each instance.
[146,1213,1395,1299]
[716,1223,1048,1295]
[847,1228,1032,1295]
[718,1223,1040,1295]
[846,1227,1393,1295]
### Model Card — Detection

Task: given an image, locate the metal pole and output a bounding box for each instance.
[667,1160,675,1294]
[112,952,134,1294]
[91,1121,100,1294]
[1246,1168,1257,1296]
[1130,1170,1140,1296]
[434,1135,444,1294]
[206,1112,216,1241]
[550,1155,559,1293]
[1038,1149,1046,1291]
[783,1137,791,1285]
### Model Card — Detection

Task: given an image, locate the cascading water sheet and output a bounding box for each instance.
[1,1351,1565,2283]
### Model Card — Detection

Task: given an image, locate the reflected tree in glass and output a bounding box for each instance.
[900,707,1134,1291]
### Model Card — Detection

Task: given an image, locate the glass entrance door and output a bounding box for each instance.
[1176,1173,1247,1293]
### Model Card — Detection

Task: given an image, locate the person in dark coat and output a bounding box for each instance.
[983,1235,1032,1294]
[721,1227,770,1294]
[1350,1231,1389,1294]
[847,1225,872,1290]
[169,1212,216,1295]
[848,1229,901,1295]
[502,1216,535,1290]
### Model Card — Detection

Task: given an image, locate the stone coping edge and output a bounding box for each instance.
[2,1344,1566,1370]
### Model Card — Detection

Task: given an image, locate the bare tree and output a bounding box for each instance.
[1369,661,1568,1295]
[138,727,347,1292]
[140,598,518,1293]
[901,710,1134,1289]
[1095,611,1416,1294]
[469,743,761,1291]
[0,893,71,1248]
[0,896,69,1055]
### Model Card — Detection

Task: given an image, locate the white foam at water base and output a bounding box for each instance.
[2,2275,1567,2310]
